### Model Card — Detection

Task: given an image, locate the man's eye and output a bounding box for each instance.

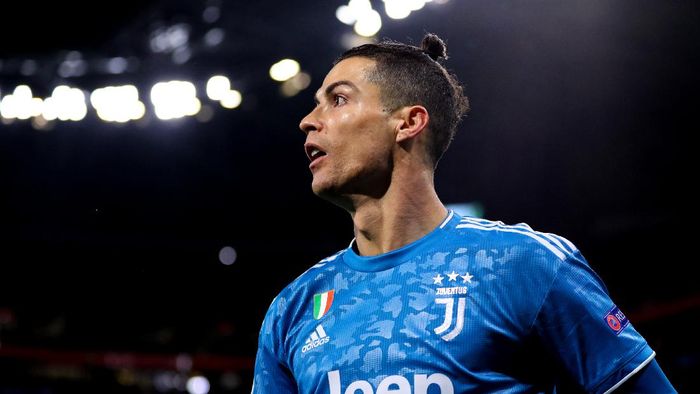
[333,95,347,106]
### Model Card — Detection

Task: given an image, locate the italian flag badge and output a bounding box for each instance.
[313,290,335,320]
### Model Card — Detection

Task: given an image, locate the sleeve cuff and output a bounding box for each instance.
[593,345,656,394]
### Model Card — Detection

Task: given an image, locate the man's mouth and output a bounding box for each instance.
[310,148,326,160]
[305,143,327,163]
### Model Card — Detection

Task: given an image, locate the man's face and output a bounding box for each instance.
[299,57,398,202]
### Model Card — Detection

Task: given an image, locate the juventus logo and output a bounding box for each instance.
[434,297,466,341]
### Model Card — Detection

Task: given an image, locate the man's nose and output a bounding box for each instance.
[299,110,320,135]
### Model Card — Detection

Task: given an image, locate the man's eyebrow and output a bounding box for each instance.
[314,80,358,104]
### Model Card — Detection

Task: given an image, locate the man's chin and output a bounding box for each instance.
[312,183,352,209]
[311,182,333,198]
[311,175,335,194]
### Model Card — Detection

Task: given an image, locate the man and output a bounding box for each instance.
[252,34,675,393]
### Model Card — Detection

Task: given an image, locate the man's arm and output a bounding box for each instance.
[614,359,676,393]
[252,345,297,394]
[530,246,671,393]
[252,298,298,393]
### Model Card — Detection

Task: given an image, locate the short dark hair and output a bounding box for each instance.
[334,33,470,167]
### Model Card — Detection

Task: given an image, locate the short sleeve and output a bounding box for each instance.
[252,299,297,394]
[532,251,655,393]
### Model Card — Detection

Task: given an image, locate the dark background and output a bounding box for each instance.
[0,0,697,392]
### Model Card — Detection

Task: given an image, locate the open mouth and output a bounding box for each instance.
[305,144,327,162]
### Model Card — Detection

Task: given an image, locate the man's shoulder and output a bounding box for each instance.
[449,215,579,262]
[266,248,348,312]
[290,249,347,289]
[259,248,349,341]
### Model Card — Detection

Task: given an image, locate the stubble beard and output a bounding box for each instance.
[311,160,393,212]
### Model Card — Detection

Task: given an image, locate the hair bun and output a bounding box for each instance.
[421,33,448,61]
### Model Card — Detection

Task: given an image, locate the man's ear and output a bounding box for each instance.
[395,105,429,143]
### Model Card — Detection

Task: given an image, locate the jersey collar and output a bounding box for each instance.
[342,210,460,272]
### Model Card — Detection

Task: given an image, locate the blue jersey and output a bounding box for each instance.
[253,211,655,393]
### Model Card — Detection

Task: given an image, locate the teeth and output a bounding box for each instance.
[311,148,321,158]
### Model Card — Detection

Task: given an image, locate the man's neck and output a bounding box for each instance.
[349,168,447,256]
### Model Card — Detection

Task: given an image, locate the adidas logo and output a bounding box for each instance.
[301,324,330,353]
